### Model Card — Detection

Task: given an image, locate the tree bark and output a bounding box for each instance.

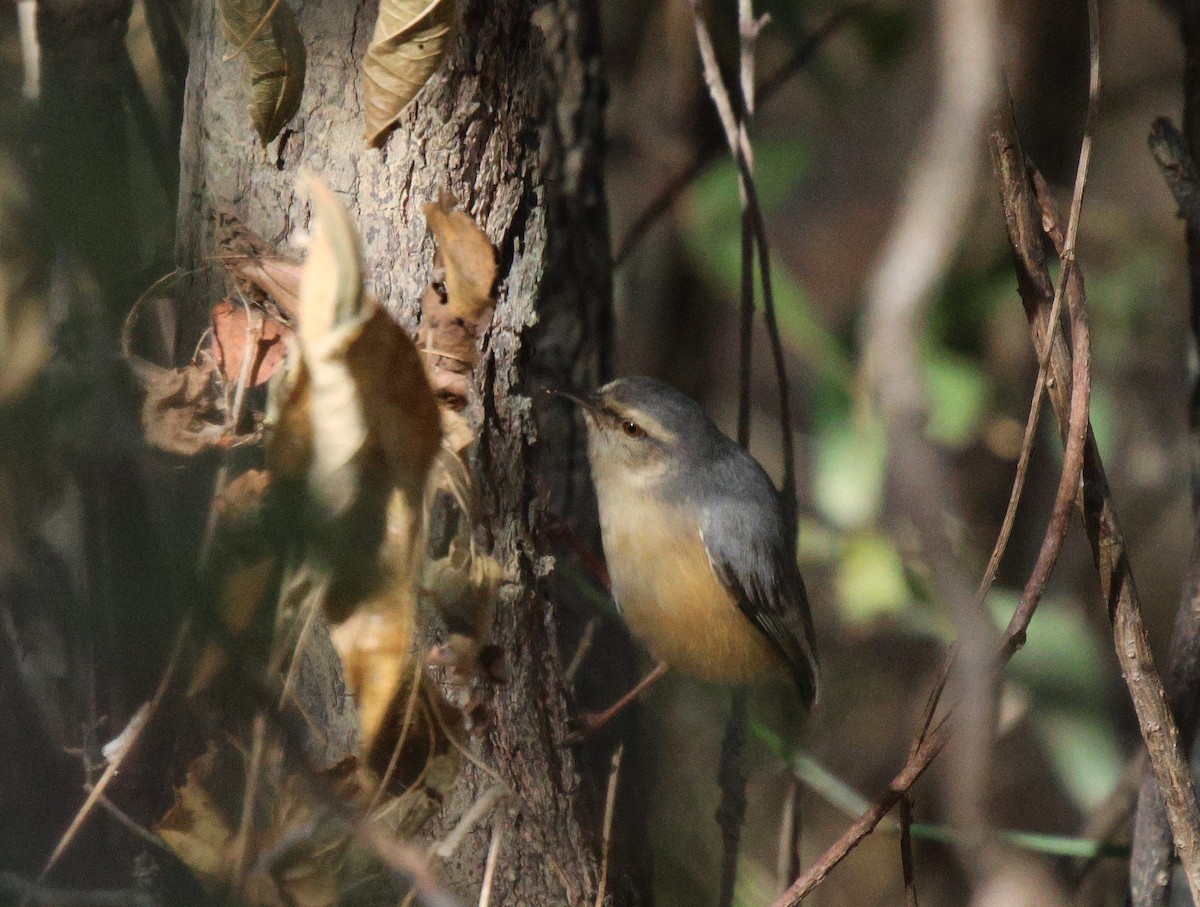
[177,1,635,904]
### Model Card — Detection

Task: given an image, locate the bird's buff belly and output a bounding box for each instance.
[601,511,781,684]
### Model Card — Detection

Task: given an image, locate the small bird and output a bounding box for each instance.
[554,376,819,733]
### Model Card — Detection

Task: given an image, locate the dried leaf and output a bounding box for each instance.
[219,0,306,146]
[140,356,227,456]
[417,193,496,411]
[362,0,458,147]
[213,298,290,388]
[267,177,440,617]
[331,606,413,749]
[217,205,302,320]
[157,742,345,907]
[423,193,496,322]
[423,534,502,684]
[156,749,233,884]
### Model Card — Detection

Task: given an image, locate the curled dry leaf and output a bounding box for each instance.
[418,193,497,409]
[362,0,458,147]
[217,205,302,320]
[213,298,289,388]
[140,354,228,456]
[156,742,349,907]
[266,175,441,755]
[219,0,306,146]
[423,534,503,684]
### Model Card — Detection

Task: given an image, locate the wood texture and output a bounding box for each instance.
[177,0,631,902]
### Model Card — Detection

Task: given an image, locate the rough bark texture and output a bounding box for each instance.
[177,0,636,903]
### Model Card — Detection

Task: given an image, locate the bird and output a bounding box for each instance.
[552,376,819,734]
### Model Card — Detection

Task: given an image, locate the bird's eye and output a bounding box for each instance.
[621,419,644,438]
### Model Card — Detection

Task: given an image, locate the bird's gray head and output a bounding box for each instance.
[559,377,723,487]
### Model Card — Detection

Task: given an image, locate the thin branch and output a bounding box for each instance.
[1131,115,1200,907]
[431,786,506,861]
[478,823,503,907]
[994,108,1200,904]
[775,777,802,896]
[900,795,918,907]
[773,28,1116,903]
[594,744,624,907]
[33,618,190,885]
[716,690,748,907]
[613,0,877,267]
[17,0,40,100]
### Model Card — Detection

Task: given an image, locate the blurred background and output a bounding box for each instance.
[602,0,1189,904]
[2,0,1193,903]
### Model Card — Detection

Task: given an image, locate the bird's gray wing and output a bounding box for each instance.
[700,503,820,707]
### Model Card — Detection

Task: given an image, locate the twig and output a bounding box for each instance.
[993,106,1200,904]
[17,0,39,100]
[612,0,877,267]
[690,2,774,901]
[431,786,505,860]
[369,656,426,813]
[773,738,1128,860]
[33,618,190,886]
[716,690,748,907]
[1131,115,1200,907]
[775,777,802,896]
[90,790,174,858]
[594,744,624,907]
[478,823,503,907]
[772,25,1114,904]
[230,712,267,897]
[900,794,918,907]
[688,0,797,524]
[564,615,599,686]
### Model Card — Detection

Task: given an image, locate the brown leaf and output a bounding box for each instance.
[417,195,496,412]
[330,604,413,749]
[269,177,440,606]
[423,192,497,322]
[157,742,344,907]
[156,748,233,885]
[140,356,228,456]
[217,205,302,320]
[422,534,501,684]
[213,299,290,388]
[362,0,458,147]
[219,0,306,146]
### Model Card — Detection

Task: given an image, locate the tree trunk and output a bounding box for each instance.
[177,1,639,904]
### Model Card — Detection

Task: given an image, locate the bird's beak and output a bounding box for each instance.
[543,385,600,413]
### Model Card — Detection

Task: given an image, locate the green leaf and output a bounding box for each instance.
[812,416,885,529]
[683,139,854,390]
[834,530,910,624]
[1033,708,1125,812]
[923,348,990,447]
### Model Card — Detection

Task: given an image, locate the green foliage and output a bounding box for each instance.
[684,136,856,390]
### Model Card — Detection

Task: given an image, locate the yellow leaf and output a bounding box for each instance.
[362,0,458,147]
